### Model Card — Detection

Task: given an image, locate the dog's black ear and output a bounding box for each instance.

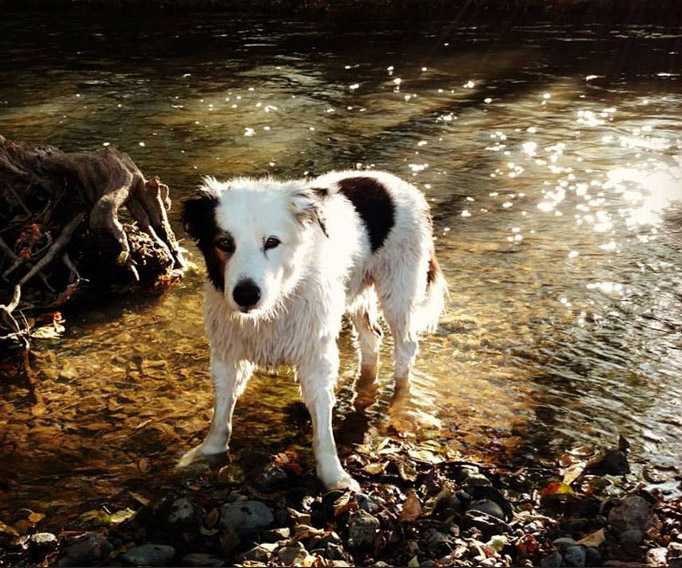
[182,185,220,242]
[289,186,329,237]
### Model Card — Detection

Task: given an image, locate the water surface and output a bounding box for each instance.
[0,11,680,523]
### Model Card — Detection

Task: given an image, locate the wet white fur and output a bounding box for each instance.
[178,170,446,490]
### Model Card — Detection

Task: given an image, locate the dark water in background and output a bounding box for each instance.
[0,10,680,521]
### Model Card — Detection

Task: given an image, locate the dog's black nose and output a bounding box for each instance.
[233,279,261,309]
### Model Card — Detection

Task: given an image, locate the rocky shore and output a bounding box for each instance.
[1,438,680,567]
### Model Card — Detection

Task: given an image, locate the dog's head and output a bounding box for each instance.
[182,177,327,317]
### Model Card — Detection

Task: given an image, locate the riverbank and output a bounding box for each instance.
[0,0,680,23]
[1,437,680,567]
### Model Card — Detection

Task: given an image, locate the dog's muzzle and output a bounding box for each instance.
[233,279,261,312]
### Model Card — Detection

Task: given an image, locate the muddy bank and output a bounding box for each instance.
[1,437,680,567]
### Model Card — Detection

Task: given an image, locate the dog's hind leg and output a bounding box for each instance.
[349,292,383,382]
[177,358,252,468]
[298,346,360,492]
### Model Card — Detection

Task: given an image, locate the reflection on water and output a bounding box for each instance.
[0,11,680,523]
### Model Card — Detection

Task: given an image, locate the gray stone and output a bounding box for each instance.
[356,492,380,513]
[326,542,349,561]
[585,547,602,567]
[564,545,586,568]
[620,529,643,545]
[168,497,195,524]
[58,533,112,567]
[253,464,289,492]
[553,537,577,548]
[347,509,380,549]
[646,547,668,566]
[220,501,274,532]
[120,544,176,566]
[181,553,225,567]
[262,526,291,542]
[540,550,563,568]
[608,495,653,532]
[463,472,492,488]
[278,543,308,565]
[29,532,58,552]
[467,499,505,521]
[423,527,454,556]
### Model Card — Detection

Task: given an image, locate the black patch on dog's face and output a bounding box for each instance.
[182,191,230,292]
[338,177,395,252]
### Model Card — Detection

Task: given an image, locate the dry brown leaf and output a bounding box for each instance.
[575,528,606,547]
[137,458,149,474]
[399,489,422,522]
[205,508,219,529]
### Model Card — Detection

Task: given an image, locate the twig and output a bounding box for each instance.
[0,235,20,263]
[62,252,81,284]
[0,284,28,347]
[18,213,85,287]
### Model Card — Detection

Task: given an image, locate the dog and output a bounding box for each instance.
[179,170,446,490]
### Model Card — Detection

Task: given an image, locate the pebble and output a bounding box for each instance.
[278,543,309,565]
[347,509,380,549]
[119,544,176,566]
[181,553,226,567]
[646,547,668,566]
[29,532,58,552]
[608,495,652,532]
[220,501,274,532]
[423,527,454,556]
[540,550,563,568]
[553,537,577,548]
[468,499,505,520]
[564,545,586,568]
[620,529,643,545]
[168,497,194,524]
[357,492,380,513]
[463,472,493,488]
[253,464,289,492]
[57,533,112,567]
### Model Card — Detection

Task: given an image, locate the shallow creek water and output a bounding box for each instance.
[0,11,680,524]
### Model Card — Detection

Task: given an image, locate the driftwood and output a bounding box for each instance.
[0,135,185,344]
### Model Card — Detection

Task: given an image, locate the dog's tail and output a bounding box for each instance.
[413,247,447,334]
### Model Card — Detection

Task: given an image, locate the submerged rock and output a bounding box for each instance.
[347,509,380,549]
[28,532,58,552]
[564,545,586,567]
[57,533,112,567]
[119,544,176,566]
[220,501,274,532]
[168,497,195,524]
[181,553,225,567]
[608,495,654,532]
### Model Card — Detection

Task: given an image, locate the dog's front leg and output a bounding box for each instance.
[177,358,252,468]
[298,347,360,492]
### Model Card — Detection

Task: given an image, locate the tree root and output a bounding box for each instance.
[0,135,185,345]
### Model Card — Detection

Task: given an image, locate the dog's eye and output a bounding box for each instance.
[215,236,235,253]
[264,236,281,250]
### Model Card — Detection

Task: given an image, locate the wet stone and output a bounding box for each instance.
[646,547,668,566]
[463,472,493,488]
[608,495,653,532]
[220,500,274,532]
[553,537,577,548]
[467,499,505,521]
[357,492,380,513]
[29,532,58,552]
[278,543,309,565]
[620,529,643,545]
[181,553,226,567]
[464,509,510,537]
[564,545,587,568]
[585,546,602,566]
[423,527,455,556]
[262,526,291,542]
[168,497,194,524]
[540,551,563,568]
[253,464,289,492]
[57,533,113,567]
[119,544,176,566]
[347,509,380,549]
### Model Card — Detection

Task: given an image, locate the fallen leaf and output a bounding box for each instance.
[363,462,386,475]
[400,489,422,522]
[28,512,45,524]
[77,509,111,526]
[128,492,150,507]
[137,458,149,474]
[109,508,136,524]
[205,508,219,529]
[408,555,420,567]
[334,492,359,517]
[563,462,586,486]
[540,481,574,498]
[575,528,606,547]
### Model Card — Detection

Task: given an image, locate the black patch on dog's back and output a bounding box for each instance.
[182,191,227,292]
[338,177,395,252]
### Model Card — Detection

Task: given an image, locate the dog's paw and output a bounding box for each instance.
[176,443,225,470]
[326,471,361,493]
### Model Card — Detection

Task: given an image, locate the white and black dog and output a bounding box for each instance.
[179,170,446,490]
